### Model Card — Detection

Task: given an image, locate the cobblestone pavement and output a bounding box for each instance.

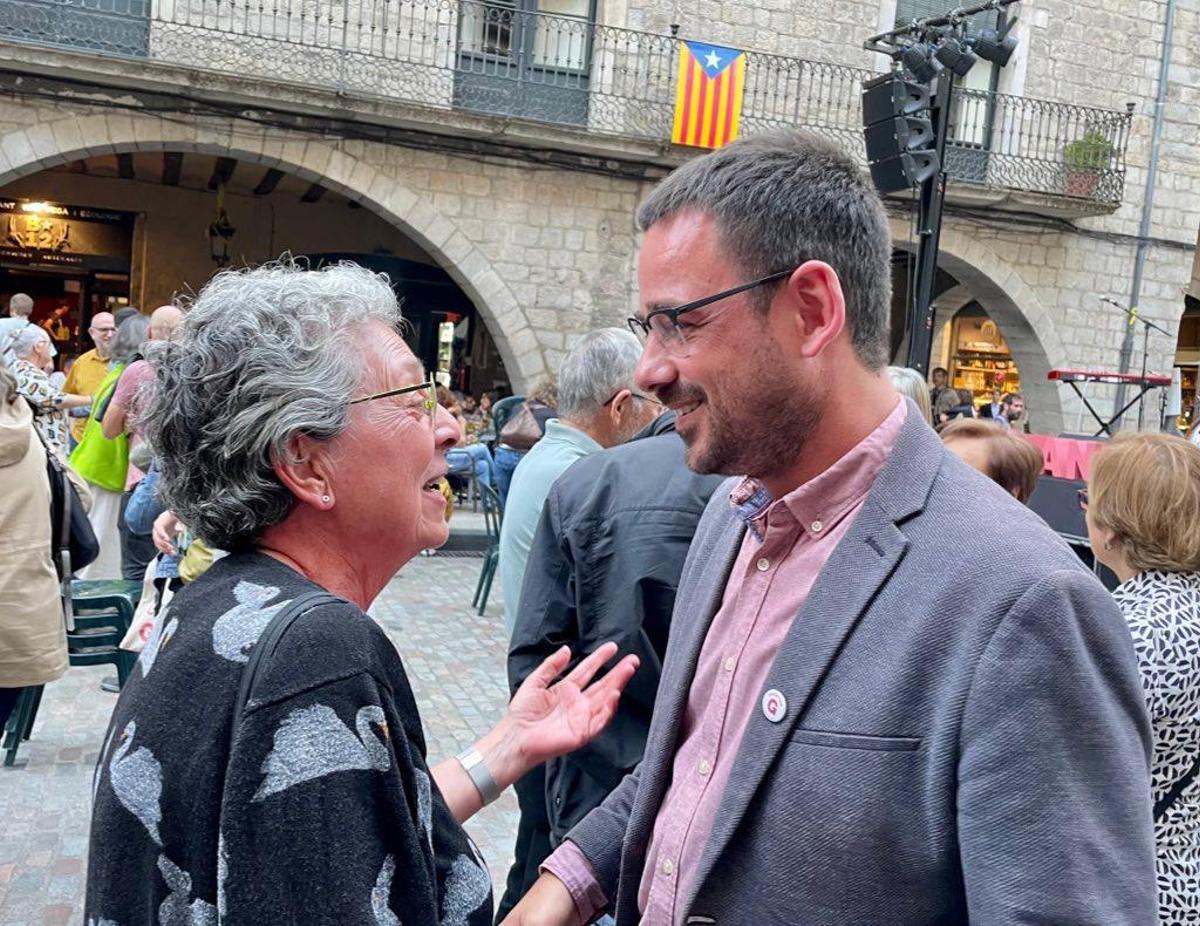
[0,548,518,925]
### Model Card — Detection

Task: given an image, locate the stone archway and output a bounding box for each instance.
[0,113,545,391]
[890,218,1067,433]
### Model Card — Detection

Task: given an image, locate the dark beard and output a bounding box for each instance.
[669,342,821,480]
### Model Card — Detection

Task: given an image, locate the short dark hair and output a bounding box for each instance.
[932,366,947,376]
[636,129,892,369]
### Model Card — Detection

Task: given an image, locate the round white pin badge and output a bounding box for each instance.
[761,688,787,723]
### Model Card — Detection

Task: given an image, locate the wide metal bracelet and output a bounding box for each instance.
[456,746,502,806]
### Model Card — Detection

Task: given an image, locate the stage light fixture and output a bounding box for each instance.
[971,22,1018,66]
[934,36,978,77]
[900,42,943,82]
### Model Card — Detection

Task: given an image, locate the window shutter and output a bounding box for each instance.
[893,0,999,35]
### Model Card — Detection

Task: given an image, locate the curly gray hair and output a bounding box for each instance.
[145,260,402,551]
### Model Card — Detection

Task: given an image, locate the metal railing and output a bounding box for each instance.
[0,0,1132,204]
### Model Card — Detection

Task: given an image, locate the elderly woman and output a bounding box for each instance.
[9,325,90,458]
[939,417,1043,504]
[85,263,638,924]
[1083,433,1200,923]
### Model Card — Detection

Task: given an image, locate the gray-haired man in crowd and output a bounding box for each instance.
[0,293,37,366]
[495,326,659,921]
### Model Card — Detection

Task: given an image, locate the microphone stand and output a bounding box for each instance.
[1100,297,1173,431]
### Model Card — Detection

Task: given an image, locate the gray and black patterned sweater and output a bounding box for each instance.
[85,552,493,926]
[1115,569,1200,924]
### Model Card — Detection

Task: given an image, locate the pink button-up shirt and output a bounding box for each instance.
[544,398,906,925]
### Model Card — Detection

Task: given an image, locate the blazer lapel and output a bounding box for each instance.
[616,511,745,905]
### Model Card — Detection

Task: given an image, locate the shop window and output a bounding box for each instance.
[1175,310,1200,431]
[948,305,1020,412]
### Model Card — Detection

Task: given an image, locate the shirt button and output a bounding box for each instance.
[723,656,736,673]
[661,858,674,876]
[811,520,824,533]
[698,758,712,777]
[756,557,770,572]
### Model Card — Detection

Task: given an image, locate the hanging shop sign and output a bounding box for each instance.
[0,200,134,272]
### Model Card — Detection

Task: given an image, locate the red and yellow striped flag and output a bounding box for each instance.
[672,40,747,149]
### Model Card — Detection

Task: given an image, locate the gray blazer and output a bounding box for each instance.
[567,405,1156,925]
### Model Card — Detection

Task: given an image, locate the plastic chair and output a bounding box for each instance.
[70,578,141,685]
[472,483,503,616]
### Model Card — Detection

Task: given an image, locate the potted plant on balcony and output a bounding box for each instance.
[1062,130,1114,198]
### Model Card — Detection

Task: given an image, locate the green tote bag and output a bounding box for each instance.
[69,365,129,492]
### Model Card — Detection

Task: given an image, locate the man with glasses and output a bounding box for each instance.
[496,327,659,921]
[508,130,1154,924]
[62,310,116,445]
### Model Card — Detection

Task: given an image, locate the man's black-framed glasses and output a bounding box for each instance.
[348,377,438,427]
[626,269,793,356]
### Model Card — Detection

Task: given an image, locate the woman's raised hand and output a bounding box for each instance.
[505,642,638,770]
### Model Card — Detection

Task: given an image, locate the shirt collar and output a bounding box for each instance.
[730,398,907,540]
[542,418,604,456]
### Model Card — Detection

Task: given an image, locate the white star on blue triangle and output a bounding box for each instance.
[685,40,743,79]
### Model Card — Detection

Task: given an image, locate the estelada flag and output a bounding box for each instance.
[672,40,747,149]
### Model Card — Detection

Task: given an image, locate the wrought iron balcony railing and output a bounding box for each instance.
[0,0,1132,205]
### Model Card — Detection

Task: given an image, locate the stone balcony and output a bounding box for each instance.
[0,0,1133,218]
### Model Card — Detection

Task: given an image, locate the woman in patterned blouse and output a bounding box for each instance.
[84,261,639,925]
[1084,433,1200,924]
[9,325,89,459]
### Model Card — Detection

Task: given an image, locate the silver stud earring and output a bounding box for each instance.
[322,495,331,503]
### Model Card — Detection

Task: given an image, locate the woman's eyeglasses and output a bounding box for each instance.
[349,377,438,427]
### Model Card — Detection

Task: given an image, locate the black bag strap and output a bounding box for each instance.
[1155,757,1200,821]
[229,590,341,754]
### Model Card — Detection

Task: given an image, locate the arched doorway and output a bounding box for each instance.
[0,114,546,392]
[889,221,1067,433]
[0,151,513,397]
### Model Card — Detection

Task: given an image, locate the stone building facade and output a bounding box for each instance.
[0,0,1195,431]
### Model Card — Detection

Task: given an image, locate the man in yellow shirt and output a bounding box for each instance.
[62,310,116,443]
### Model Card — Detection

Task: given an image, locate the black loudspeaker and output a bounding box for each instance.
[864,115,934,158]
[861,72,939,194]
[868,151,940,194]
[861,72,931,123]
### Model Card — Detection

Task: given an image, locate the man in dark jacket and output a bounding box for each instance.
[501,411,722,916]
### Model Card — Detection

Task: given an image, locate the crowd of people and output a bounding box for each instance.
[1,128,1199,925]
